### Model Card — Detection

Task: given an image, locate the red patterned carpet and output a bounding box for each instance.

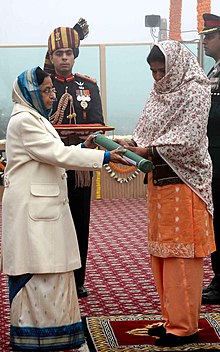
[84,313,220,351]
[0,198,219,351]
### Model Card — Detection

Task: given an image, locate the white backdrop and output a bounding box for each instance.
[1,0,219,45]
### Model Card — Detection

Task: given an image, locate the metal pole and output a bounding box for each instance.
[159,18,168,41]
[99,45,107,124]
[198,35,204,68]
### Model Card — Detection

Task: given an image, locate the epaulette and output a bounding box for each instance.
[75,73,97,84]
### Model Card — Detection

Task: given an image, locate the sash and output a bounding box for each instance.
[8,274,33,306]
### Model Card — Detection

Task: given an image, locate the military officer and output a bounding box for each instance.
[44,19,104,298]
[200,13,220,304]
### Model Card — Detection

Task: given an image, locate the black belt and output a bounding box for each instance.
[144,153,183,186]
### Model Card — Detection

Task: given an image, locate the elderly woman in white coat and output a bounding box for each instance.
[1,66,126,351]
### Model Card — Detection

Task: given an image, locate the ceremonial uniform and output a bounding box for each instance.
[51,73,104,294]
[200,13,220,304]
[204,62,220,294]
[51,73,104,125]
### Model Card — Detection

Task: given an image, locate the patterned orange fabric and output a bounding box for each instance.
[151,256,203,335]
[147,173,215,258]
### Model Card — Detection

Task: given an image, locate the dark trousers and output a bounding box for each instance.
[211,178,220,289]
[67,170,92,287]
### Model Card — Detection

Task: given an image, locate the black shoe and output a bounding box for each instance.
[77,285,88,298]
[155,332,198,347]
[202,288,220,304]
[148,324,166,337]
[202,277,217,294]
[203,283,214,294]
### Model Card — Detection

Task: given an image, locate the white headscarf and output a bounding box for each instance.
[132,40,213,214]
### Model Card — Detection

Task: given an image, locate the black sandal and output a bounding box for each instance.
[155,332,198,347]
[148,324,166,337]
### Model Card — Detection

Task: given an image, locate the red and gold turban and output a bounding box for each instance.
[44,18,89,74]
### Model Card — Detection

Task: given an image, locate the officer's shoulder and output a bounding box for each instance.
[75,73,97,84]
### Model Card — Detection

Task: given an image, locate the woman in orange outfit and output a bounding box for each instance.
[123,40,215,347]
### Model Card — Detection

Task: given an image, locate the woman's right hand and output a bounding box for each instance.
[125,145,148,158]
[113,138,128,147]
[114,138,136,148]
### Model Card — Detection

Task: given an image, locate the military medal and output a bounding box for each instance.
[75,81,91,120]
[80,101,88,109]
[210,77,220,91]
[76,89,91,110]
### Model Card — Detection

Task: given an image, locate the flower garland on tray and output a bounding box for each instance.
[103,163,141,183]
[109,162,136,173]
[95,136,141,199]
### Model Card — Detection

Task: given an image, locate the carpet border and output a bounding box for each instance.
[84,313,220,351]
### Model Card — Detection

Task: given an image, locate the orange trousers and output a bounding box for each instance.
[151,255,203,336]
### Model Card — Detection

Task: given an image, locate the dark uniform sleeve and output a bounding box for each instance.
[207,67,220,178]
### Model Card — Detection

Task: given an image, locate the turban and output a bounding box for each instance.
[44,18,89,74]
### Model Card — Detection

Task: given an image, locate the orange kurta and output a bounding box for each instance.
[147,173,215,258]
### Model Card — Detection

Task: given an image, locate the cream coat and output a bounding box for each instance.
[2,102,105,275]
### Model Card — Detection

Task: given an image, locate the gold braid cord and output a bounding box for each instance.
[50,90,76,125]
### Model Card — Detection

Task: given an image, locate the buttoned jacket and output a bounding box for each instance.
[2,103,104,275]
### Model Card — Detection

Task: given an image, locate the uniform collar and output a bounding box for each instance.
[208,60,220,79]
[54,74,75,83]
[214,60,220,68]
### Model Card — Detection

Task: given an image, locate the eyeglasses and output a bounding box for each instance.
[40,87,57,95]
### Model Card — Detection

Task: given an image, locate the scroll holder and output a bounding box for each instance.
[93,133,153,174]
